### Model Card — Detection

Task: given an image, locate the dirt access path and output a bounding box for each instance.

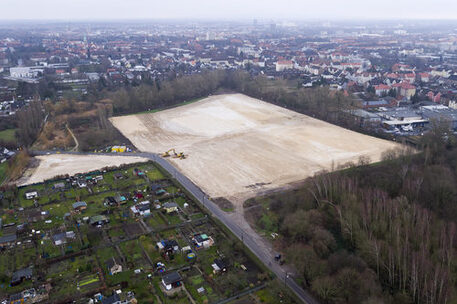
[66,124,79,152]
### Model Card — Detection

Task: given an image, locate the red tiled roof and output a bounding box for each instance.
[401,83,415,90]
[375,84,390,90]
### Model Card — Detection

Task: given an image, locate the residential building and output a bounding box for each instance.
[163,202,178,213]
[106,257,123,275]
[275,60,293,72]
[11,267,33,286]
[161,272,182,291]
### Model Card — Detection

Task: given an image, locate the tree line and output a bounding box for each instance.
[246,130,457,304]
[92,70,359,129]
[15,69,375,150]
[105,70,227,115]
[16,99,46,147]
[223,70,363,131]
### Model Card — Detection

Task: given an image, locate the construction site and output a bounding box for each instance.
[110,93,401,202]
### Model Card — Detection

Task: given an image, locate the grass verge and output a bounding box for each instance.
[0,128,17,143]
[0,161,7,185]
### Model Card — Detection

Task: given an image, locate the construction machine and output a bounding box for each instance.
[172,151,185,158]
[175,152,186,159]
[163,148,186,159]
[162,148,176,157]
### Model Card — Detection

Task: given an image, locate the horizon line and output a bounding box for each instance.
[1,17,457,23]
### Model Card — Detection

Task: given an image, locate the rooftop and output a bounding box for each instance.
[12,267,32,283]
[421,105,457,121]
[0,234,17,244]
[72,201,87,209]
[101,293,121,304]
[162,272,182,285]
[163,202,178,208]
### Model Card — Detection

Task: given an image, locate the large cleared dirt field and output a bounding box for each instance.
[19,154,148,186]
[111,94,400,200]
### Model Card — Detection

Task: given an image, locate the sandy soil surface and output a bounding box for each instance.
[19,154,148,186]
[111,94,401,200]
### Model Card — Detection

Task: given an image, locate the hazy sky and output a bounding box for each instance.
[1,0,457,21]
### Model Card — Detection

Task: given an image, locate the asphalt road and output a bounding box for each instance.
[31,150,319,304]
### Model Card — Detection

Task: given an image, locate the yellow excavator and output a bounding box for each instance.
[175,152,186,159]
[162,149,186,159]
[162,148,176,157]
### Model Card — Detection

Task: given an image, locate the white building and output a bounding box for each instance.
[275,60,294,72]
[10,66,43,79]
[448,100,457,110]
[25,191,38,200]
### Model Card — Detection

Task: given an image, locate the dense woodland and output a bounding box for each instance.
[245,129,457,304]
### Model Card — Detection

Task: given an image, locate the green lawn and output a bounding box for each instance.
[13,246,36,269]
[253,281,298,303]
[147,214,167,229]
[17,184,46,208]
[175,197,187,207]
[106,270,133,286]
[164,212,183,225]
[96,246,117,265]
[120,239,145,266]
[40,239,62,259]
[0,129,16,142]
[0,162,7,184]
[108,227,126,239]
[0,254,12,283]
[146,168,165,181]
[79,274,99,286]
[187,275,218,304]
[190,213,205,220]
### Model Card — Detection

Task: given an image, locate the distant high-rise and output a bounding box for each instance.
[270,23,276,32]
[206,32,215,40]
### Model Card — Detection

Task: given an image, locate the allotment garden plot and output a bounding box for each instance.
[0,161,291,303]
[110,93,401,201]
